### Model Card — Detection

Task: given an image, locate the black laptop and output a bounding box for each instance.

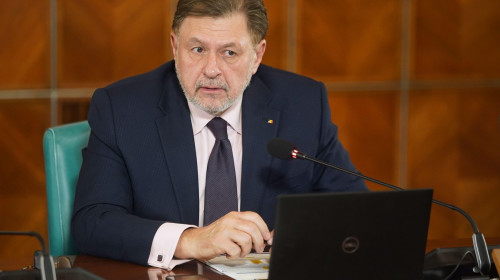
[268,189,433,280]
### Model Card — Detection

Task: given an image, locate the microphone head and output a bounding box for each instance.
[267,138,297,160]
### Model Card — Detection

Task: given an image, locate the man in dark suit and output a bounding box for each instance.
[72,0,367,269]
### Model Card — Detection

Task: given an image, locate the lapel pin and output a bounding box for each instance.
[267,119,274,124]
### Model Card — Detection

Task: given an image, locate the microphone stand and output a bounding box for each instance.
[292,150,492,277]
[0,231,56,280]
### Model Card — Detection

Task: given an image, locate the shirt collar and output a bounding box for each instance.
[188,96,243,136]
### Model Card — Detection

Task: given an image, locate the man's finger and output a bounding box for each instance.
[234,211,271,240]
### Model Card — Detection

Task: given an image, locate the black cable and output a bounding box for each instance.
[442,250,475,280]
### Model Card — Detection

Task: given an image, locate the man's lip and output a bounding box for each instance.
[198,86,225,92]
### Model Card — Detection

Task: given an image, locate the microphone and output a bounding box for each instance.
[267,137,492,276]
[0,231,56,280]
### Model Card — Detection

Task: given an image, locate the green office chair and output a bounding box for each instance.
[43,121,90,256]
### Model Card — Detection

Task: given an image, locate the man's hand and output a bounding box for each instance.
[174,211,271,260]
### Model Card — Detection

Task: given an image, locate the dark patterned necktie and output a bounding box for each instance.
[203,117,238,226]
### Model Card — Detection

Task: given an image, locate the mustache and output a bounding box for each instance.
[195,79,229,91]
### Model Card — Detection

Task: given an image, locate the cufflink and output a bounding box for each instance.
[157,255,163,262]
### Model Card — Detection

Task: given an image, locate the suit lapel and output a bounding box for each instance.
[156,77,199,225]
[240,77,280,212]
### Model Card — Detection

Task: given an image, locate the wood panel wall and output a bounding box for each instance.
[1,0,499,270]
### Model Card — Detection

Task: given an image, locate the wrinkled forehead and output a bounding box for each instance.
[175,13,260,46]
[176,13,256,47]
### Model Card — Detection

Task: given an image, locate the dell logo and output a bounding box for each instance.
[342,237,360,254]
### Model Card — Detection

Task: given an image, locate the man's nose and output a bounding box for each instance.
[203,52,221,78]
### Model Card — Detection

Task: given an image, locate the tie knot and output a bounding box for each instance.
[207,117,228,140]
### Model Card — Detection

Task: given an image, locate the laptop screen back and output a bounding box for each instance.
[268,189,433,280]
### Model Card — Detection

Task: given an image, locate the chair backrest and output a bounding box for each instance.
[43,121,90,256]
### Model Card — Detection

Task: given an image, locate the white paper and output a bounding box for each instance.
[204,253,270,280]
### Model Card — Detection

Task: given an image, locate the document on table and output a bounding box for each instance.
[204,253,270,280]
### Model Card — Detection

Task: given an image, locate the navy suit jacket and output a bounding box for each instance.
[72,61,367,265]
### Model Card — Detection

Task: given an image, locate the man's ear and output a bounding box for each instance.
[252,39,267,74]
[170,31,178,60]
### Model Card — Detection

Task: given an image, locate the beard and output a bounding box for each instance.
[175,60,255,116]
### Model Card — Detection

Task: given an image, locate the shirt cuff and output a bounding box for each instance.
[147,222,196,270]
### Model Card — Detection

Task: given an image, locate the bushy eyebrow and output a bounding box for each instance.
[186,37,243,50]
[221,42,241,50]
[186,37,204,46]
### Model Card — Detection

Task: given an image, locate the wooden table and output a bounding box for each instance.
[492,249,500,276]
[2,238,499,279]
[71,255,232,280]
[67,238,500,280]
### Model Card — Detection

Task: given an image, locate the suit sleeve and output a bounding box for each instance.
[71,88,164,265]
[311,82,368,192]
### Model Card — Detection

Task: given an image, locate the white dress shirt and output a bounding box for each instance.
[147,96,243,270]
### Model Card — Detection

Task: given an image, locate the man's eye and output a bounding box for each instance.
[193,47,203,53]
[224,50,236,56]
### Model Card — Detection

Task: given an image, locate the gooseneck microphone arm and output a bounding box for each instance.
[0,230,56,280]
[296,151,481,233]
[267,137,491,276]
